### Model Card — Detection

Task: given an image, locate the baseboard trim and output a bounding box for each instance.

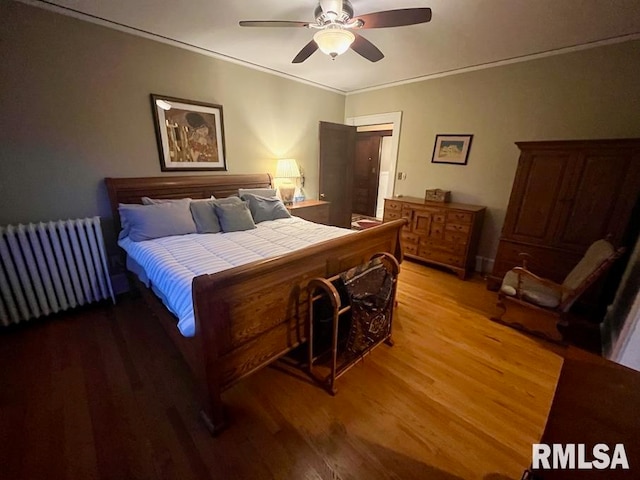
[475,256,495,275]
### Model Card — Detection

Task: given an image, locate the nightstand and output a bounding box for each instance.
[287,200,330,225]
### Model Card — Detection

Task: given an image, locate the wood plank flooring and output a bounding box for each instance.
[0,261,565,480]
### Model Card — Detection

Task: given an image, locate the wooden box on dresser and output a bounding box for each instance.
[383,197,486,279]
[488,139,640,294]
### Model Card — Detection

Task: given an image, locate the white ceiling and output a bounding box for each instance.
[25,0,640,93]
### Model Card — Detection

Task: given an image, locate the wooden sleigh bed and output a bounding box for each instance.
[105,173,405,434]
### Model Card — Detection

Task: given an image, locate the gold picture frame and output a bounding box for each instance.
[151,94,227,171]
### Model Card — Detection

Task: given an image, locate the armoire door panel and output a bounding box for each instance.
[507,153,571,242]
[607,154,640,245]
[554,153,632,249]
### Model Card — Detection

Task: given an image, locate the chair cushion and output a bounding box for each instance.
[562,239,615,296]
[500,270,561,309]
[521,290,561,309]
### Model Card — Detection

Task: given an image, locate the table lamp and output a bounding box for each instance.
[275,159,301,205]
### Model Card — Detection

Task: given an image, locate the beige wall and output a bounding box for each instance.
[3,1,640,264]
[0,1,344,250]
[345,40,640,260]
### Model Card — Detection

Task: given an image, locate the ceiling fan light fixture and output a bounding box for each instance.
[313,28,355,58]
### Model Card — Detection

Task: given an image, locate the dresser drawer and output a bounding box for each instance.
[288,201,330,225]
[429,223,445,239]
[418,247,464,267]
[385,200,402,212]
[433,213,446,223]
[447,211,473,224]
[420,240,466,255]
[444,231,470,245]
[413,206,443,216]
[404,243,418,255]
[402,232,420,244]
[293,206,329,224]
[383,211,401,222]
[445,223,470,234]
[401,207,413,219]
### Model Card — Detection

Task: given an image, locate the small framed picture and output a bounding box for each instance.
[150,94,227,171]
[431,134,473,165]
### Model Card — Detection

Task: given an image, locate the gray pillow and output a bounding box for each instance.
[211,196,242,206]
[141,196,214,205]
[119,199,196,242]
[214,201,256,233]
[189,200,221,234]
[241,193,292,223]
[189,196,242,233]
[238,188,277,198]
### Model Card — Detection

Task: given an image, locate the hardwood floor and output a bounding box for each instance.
[0,261,565,480]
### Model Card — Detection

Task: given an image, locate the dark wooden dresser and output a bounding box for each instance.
[528,348,640,479]
[489,139,640,290]
[383,196,485,279]
[287,199,330,225]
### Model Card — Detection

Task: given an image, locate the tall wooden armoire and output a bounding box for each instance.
[489,139,640,304]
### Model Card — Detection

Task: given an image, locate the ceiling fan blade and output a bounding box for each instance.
[350,34,384,62]
[292,40,319,63]
[355,8,432,29]
[239,20,310,28]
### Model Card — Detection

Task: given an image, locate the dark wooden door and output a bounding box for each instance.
[319,121,356,228]
[353,133,382,217]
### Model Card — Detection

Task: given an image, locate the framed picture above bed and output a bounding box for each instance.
[150,94,227,171]
[431,134,473,165]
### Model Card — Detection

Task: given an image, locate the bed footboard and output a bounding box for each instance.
[192,218,405,434]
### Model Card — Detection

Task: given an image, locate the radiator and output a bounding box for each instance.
[0,216,115,326]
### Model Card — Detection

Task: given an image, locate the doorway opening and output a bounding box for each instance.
[345,112,402,219]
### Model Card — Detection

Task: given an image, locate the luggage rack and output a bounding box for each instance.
[306,252,400,395]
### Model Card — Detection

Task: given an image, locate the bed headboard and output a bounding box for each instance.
[105,173,272,229]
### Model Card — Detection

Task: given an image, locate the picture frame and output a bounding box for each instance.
[150,94,227,171]
[431,134,473,165]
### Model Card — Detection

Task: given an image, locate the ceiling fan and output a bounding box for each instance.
[239,0,432,63]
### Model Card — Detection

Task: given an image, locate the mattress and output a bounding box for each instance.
[118,217,353,337]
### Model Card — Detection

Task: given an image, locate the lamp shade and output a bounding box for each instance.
[275,158,301,178]
[313,28,355,58]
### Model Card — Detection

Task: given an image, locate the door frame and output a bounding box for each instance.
[345,111,402,200]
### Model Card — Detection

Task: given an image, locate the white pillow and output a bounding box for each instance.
[238,188,277,198]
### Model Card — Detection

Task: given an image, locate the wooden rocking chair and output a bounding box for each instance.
[492,238,625,343]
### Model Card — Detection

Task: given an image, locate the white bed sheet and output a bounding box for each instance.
[118,217,353,337]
